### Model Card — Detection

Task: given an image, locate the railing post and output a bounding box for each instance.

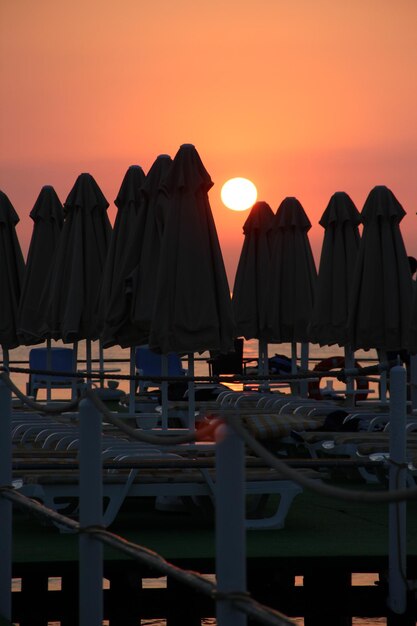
[0,378,12,622]
[79,397,103,626]
[410,354,417,412]
[388,365,408,615]
[215,423,247,626]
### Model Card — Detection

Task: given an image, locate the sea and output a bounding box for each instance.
[7,339,386,625]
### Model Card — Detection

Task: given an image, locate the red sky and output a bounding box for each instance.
[2,0,417,286]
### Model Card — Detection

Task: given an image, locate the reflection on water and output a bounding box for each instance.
[15,574,386,625]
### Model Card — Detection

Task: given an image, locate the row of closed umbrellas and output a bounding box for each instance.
[233,186,416,356]
[1,144,416,378]
[0,145,234,370]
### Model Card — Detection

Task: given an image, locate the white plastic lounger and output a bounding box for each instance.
[15,458,318,531]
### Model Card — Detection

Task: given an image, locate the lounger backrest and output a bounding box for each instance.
[29,347,75,383]
[135,346,184,377]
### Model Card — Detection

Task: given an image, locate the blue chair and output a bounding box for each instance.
[135,346,186,394]
[27,347,85,399]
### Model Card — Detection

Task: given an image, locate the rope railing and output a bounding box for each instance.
[1,372,81,414]
[226,413,417,503]
[0,356,396,417]
[0,364,412,623]
[0,360,395,383]
[0,486,295,626]
[2,366,416,503]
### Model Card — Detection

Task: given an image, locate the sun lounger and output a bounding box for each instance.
[16,460,320,530]
[11,409,318,530]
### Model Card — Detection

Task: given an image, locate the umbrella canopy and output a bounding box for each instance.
[98,164,146,341]
[42,173,112,343]
[347,185,412,352]
[309,191,361,347]
[408,277,417,354]
[108,154,173,348]
[17,185,64,345]
[0,190,25,352]
[232,201,275,341]
[149,144,235,355]
[268,197,317,343]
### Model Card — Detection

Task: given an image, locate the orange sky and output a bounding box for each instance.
[2,0,417,286]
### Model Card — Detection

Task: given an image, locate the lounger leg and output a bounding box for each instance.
[245,483,303,530]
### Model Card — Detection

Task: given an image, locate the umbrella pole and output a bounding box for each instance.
[379,349,388,405]
[129,347,136,414]
[187,353,195,432]
[161,355,169,430]
[2,347,9,369]
[72,341,78,400]
[86,339,92,390]
[99,340,105,389]
[258,339,269,392]
[291,342,298,395]
[411,354,417,412]
[46,337,52,403]
[344,344,355,406]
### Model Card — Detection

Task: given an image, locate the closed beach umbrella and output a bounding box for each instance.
[104,154,172,349]
[232,201,275,379]
[44,173,112,343]
[149,144,235,355]
[102,155,171,412]
[408,285,417,355]
[268,197,317,388]
[0,190,25,364]
[40,173,112,385]
[98,164,146,339]
[149,144,235,425]
[127,154,173,346]
[309,191,361,347]
[17,185,64,345]
[268,197,317,343]
[348,185,412,352]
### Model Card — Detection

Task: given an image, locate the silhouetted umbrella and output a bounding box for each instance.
[268,197,317,386]
[41,173,112,382]
[0,190,25,365]
[232,201,275,379]
[149,144,235,355]
[103,154,172,348]
[268,197,317,340]
[17,185,64,345]
[44,173,112,342]
[97,164,146,339]
[348,185,412,352]
[309,191,361,347]
[149,144,235,425]
[100,157,170,414]
[126,154,173,346]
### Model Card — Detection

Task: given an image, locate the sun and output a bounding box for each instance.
[221,177,257,211]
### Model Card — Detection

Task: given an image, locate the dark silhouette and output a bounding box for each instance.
[386,255,417,376]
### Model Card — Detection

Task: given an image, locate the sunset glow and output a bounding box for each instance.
[1,1,417,287]
[221,178,257,211]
